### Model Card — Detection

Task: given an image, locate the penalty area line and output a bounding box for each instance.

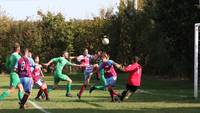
[28,100,51,113]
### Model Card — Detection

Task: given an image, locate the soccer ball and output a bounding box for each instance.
[102,38,109,45]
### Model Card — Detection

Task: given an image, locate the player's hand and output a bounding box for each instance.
[42,68,47,73]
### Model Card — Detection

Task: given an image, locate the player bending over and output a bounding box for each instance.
[33,56,49,101]
[119,56,142,101]
[44,51,81,97]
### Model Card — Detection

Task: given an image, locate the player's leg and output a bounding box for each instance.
[17,83,24,101]
[0,72,19,101]
[77,72,92,99]
[19,77,33,109]
[58,74,73,97]
[89,70,106,93]
[120,84,131,101]
[120,84,138,101]
[124,85,138,101]
[53,75,60,90]
[106,77,120,102]
[11,72,23,101]
[42,82,49,100]
[35,79,44,100]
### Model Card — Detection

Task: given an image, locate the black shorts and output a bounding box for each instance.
[126,84,138,92]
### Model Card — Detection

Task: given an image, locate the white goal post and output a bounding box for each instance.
[194,23,200,99]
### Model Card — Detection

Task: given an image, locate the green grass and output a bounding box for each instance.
[0,73,200,113]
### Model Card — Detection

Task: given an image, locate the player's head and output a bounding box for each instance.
[23,48,29,57]
[63,51,69,59]
[93,64,99,72]
[13,42,20,53]
[132,56,140,63]
[35,56,39,63]
[83,48,88,56]
[97,50,103,56]
[101,53,109,62]
[28,51,32,58]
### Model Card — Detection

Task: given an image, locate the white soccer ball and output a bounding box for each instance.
[102,38,109,45]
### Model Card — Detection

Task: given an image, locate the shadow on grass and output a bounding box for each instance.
[0,107,200,113]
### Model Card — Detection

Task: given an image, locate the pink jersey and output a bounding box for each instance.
[77,55,90,70]
[99,60,117,78]
[17,57,32,78]
[124,63,142,86]
[32,64,42,83]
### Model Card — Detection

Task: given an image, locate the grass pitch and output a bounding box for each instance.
[0,73,200,113]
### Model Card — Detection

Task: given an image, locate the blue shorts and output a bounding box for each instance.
[84,69,93,81]
[105,76,117,87]
[20,77,33,94]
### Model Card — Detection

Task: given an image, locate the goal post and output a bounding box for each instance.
[194,23,200,99]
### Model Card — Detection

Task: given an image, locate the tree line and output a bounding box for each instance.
[0,0,199,78]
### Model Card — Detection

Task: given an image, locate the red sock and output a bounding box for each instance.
[36,88,43,98]
[112,90,118,96]
[79,85,86,96]
[44,88,49,99]
[108,86,114,99]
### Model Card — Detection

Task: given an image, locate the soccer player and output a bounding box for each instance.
[0,43,23,101]
[92,53,121,102]
[33,56,49,100]
[89,50,106,92]
[77,63,98,99]
[119,56,142,101]
[76,48,94,70]
[44,51,81,97]
[16,49,33,109]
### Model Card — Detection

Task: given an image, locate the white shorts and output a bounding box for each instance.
[35,79,43,87]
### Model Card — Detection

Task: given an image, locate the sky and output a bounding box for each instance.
[0,0,120,20]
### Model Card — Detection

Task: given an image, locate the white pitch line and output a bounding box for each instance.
[28,100,51,113]
[139,89,188,98]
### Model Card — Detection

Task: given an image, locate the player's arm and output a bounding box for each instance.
[39,65,45,78]
[123,64,137,72]
[13,61,18,72]
[92,63,102,75]
[70,63,82,67]
[43,58,58,67]
[111,60,122,69]
[69,56,77,59]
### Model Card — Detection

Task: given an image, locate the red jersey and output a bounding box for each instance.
[17,56,32,78]
[32,64,42,83]
[77,55,90,70]
[124,63,142,86]
[99,60,117,78]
